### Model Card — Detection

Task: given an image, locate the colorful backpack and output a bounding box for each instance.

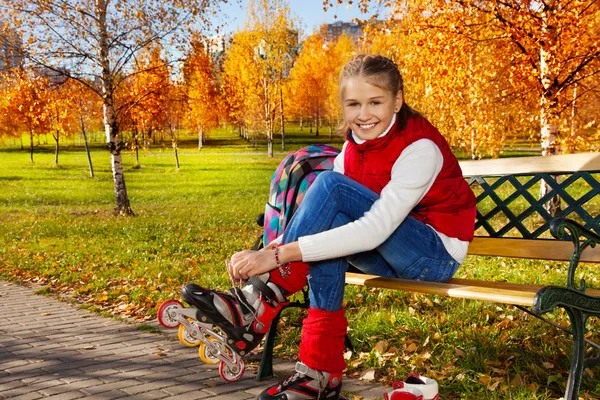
[261,144,341,247]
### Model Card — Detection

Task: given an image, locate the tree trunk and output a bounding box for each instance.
[264,78,273,158]
[173,141,180,171]
[20,135,23,150]
[198,126,203,151]
[280,80,285,151]
[539,0,561,216]
[569,83,578,153]
[29,128,34,163]
[329,120,333,139]
[80,113,94,178]
[134,132,140,166]
[97,0,133,216]
[315,106,319,137]
[53,131,59,165]
[471,130,476,160]
[300,117,303,132]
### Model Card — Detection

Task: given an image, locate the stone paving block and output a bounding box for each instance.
[125,389,171,399]
[159,390,212,400]
[6,359,63,374]
[20,378,67,393]
[80,379,143,395]
[39,383,84,397]
[121,379,177,395]
[160,382,206,396]
[43,391,86,400]
[103,369,155,381]
[208,391,256,400]
[21,374,62,385]
[61,378,105,390]
[202,377,267,396]
[0,386,34,398]
[174,370,223,383]
[82,390,130,400]
[7,392,45,400]
[0,379,30,392]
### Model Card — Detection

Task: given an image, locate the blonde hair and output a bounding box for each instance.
[337,54,418,136]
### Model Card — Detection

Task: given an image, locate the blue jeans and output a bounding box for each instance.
[281,171,460,311]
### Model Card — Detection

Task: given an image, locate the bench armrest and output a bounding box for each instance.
[550,217,600,292]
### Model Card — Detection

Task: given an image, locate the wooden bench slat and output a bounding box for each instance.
[459,152,600,176]
[345,272,600,307]
[469,237,600,262]
[346,272,538,306]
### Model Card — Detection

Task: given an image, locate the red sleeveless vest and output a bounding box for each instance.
[344,116,476,241]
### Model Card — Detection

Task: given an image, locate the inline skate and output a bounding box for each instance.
[157,272,288,382]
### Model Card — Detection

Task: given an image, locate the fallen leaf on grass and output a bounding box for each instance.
[405,342,418,353]
[374,340,388,354]
[359,368,376,381]
[542,361,554,369]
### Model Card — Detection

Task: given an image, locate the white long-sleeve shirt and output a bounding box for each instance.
[297,118,470,264]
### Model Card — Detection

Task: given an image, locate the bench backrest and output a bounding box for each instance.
[459,152,600,262]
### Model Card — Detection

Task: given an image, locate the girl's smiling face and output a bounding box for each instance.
[341,76,403,141]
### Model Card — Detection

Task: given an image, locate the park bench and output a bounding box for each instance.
[257,151,600,400]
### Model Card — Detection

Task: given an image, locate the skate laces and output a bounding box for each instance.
[226,260,260,325]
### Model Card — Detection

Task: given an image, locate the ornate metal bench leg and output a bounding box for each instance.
[256,293,310,381]
[257,309,283,381]
[563,308,587,400]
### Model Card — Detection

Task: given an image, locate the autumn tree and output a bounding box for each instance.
[285,34,329,136]
[323,34,356,137]
[286,33,355,138]
[1,69,51,163]
[222,30,264,144]
[247,0,299,156]
[74,82,102,178]
[0,0,231,215]
[47,76,79,165]
[124,46,171,165]
[184,40,220,151]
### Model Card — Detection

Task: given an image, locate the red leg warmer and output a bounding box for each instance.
[299,308,348,373]
[269,261,309,295]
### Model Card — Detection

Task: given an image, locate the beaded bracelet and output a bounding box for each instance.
[274,245,291,279]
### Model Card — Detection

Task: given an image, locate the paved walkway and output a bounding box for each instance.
[0,281,387,400]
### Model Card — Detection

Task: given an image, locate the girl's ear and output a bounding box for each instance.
[394,91,404,113]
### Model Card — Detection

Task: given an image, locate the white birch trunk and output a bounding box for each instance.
[539,0,561,215]
[96,0,132,215]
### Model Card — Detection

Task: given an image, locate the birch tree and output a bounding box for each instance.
[0,0,229,215]
[247,0,299,157]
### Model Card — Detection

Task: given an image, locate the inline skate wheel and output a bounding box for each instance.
[219,358,245,382]
[157,299,184,329]
[178,324,201,347]
[199,336,220,364]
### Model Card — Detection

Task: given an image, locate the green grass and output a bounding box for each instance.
[1,126,598,400]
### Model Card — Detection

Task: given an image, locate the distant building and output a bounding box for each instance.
[203,34,232,63]
[319,21,363,43]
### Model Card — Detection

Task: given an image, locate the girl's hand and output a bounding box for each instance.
[229,249,277,280]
